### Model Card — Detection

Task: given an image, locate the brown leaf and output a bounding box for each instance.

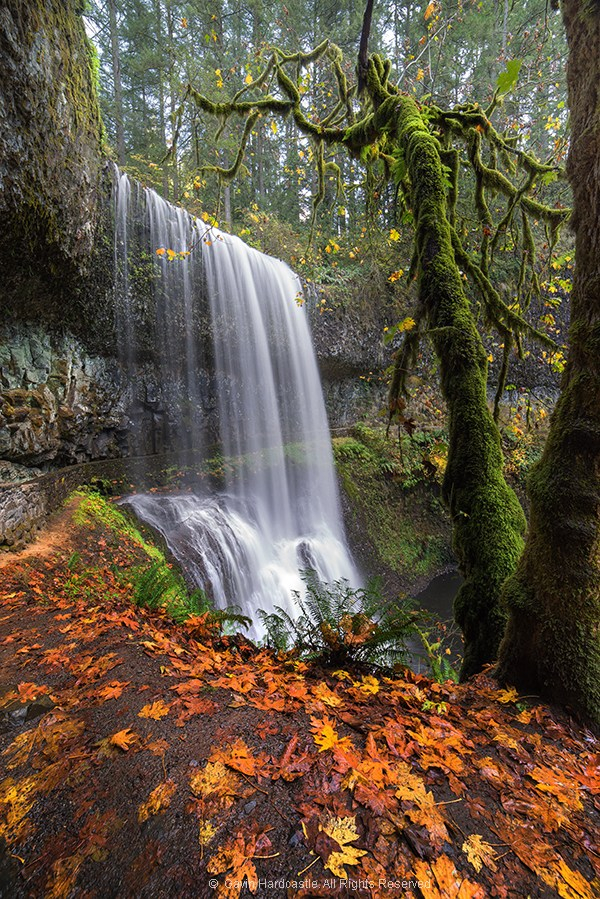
[138,700,170,720]
[138,780,177,823]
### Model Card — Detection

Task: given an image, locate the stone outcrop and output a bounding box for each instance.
[0,0,111,339]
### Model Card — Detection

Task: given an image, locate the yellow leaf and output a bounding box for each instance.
[389,228,401,241]
[321,815,367,879]
[388,269,404,283]
[198,820,217,848]
[462,834,498,873]
[416,68,425,81]
[556,859,598,899]
[399,316,416,331]
[181,16,188,27]
[244,72,253,85]
[190,761,237,799]
[138,780,176,823]
[495,686,519,703]
[270,120,278,134]
[155,247,166,256]
[312,683,342,707]
[358,675,379,695]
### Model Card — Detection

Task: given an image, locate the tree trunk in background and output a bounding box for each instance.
[223,183,232,229]
[496,1,600,728]
[107,0,126,166]
[153,0,170,199]
[165,0,179,199]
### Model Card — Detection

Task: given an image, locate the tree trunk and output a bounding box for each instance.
[153,0,170,199]
[496,1,600,727]
[394,99,526,680]
[165,0,179,200]
[107,0,126,166]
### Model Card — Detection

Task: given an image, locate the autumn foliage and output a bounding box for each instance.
[0,497,598,897]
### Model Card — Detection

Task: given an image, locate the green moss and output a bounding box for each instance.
[72,488,164,562]
[333,430,452,583]
[389,92,527,679]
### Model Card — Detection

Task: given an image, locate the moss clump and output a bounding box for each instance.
[71,488,250,631]
[333,427,453,585]
[72,488,164,562]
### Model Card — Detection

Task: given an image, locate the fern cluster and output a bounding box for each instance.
[133,561,250,631]
[259,569,422,669]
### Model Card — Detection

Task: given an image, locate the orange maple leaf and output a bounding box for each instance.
[211,738,259,777]
[17,682,49,702]
[138,700,170,720]
[414,854,485,898]
[138,780,176,823]
[98,681,130,701]
[109,728,138,751]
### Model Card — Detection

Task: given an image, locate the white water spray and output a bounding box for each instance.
[115,172,359,633]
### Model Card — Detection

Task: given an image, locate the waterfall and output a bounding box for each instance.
[113,170,359,633]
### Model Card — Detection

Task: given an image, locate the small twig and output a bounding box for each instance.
[297,856,319,877]
[240,772,269,796]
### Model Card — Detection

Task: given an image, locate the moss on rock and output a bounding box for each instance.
[0,0,107,333]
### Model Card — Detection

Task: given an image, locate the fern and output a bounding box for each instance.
[132,562,250,632]
[260,569,423,669]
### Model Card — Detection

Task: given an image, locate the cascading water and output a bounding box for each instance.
[114,170,359,634]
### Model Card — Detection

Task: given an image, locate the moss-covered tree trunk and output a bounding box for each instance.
[496,1,600,726]
[392,99,526,680]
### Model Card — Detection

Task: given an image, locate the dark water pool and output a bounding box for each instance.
[408,569,463,675]
[415,569,462,620]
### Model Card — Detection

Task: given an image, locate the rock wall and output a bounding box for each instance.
[0,0,107,333]
[0,453,188,549]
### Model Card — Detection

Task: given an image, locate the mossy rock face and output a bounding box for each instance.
[0,0,109,339]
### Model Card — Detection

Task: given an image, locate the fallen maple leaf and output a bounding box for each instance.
[138,700,170,720]
[312,683,342,707]
[462,834,498,873]
[211,739,260,777]
[320,815,367,879]
[495,686,520,704]
[415,855,485,898]
[109,728,138,751]
[555,858,599,899]
[138,780,177,823]
[17,682,49,702]
[97,681,130,701]
[357,675,380,695]
[310,715,354,754]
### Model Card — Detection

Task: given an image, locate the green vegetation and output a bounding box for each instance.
[259,568,421,669]
[71,488,249,631]
[131,561,250,630]
[333,423,452,582]
[73,487,164,562]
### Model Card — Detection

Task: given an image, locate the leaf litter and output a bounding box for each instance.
[0,498,598,898]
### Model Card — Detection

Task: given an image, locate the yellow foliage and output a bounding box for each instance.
[321,815,367,879]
